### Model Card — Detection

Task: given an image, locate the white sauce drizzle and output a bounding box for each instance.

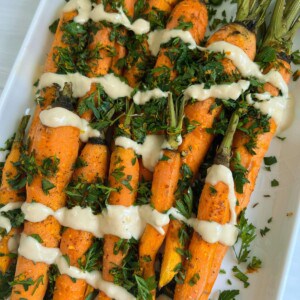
[39,107,100,142]
[90,4,150,35]
[0,202,23,240]
[63,0,92,24]
[169,208,238,246]
[246,93,295,133]
[133,88,169,105]
[38,72,133,99]
[205,164,237,224]
[22,203,170,239]
[148,29,197,56]
[184,80,250,101]
[8,233,20,253]
[18,234,135,300]
[206,41,289,96]
[63,1,150,35]
[115,135,165,171]
[22,201,237,246]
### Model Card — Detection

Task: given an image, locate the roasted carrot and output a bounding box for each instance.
[29,10,78,143]
[11,84,81,299]
[0,116,30,274]
[139,150,181,279]
[102,145,139,281]
[53,142,109,300]
[174,109,240,300]
[198,59,291,300]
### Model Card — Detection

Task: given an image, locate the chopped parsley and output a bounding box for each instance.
[218,289,240,300]
[233,210,256,264]
[260,226,270,237]
[232,266,249,288]
[263,156,277,166]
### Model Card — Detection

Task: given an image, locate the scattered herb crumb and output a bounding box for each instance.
[271,179,279,187]
[260,227,270,237]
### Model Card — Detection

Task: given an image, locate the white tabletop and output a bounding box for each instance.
[0,1,299,299]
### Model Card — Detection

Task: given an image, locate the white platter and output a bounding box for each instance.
[0,1,299,299]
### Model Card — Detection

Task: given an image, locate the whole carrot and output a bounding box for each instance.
[174,109,240,300]
[29,9,81,143]
[53,141,109,300]
[199,1,299,298]
[0,116,30,274]
[102,115,139,284]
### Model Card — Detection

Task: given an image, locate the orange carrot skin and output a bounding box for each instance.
[174,182,231,300]
[145,0,179,14]
[180,99,222,176]
[97,291,112,300]
[158,219,182,288]
[102,146,139,282]
[198,59,291,299]
[12,126,80,299]
[139,150,181,279]
[53,143,109,299]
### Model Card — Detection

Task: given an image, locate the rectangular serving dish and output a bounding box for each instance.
[0,1,299,299]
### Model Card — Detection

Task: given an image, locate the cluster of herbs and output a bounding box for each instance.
[78,83,126,132]
[0,207,24,238]
[65,179,114,214]
[135,179,152,206]
[0,260,17,299]
[110,238,156,300]
[51,20,92,74]
[7,149,60,197]
[0,133,15,185]
[128,39,238,144]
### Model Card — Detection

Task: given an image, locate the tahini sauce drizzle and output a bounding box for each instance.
[184,80,250,101]
[64,1,150,34]
[38,72,133,99]
[21,203,170,239]
[115,135,166,171]
[39,107,101,142]
[90,4,150,35]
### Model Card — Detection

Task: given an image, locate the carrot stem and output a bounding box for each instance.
[235,0,272,32]
[262,0,300,53]
[166,94,185,150]
[15,115,31,143]
[214,110,240,167]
